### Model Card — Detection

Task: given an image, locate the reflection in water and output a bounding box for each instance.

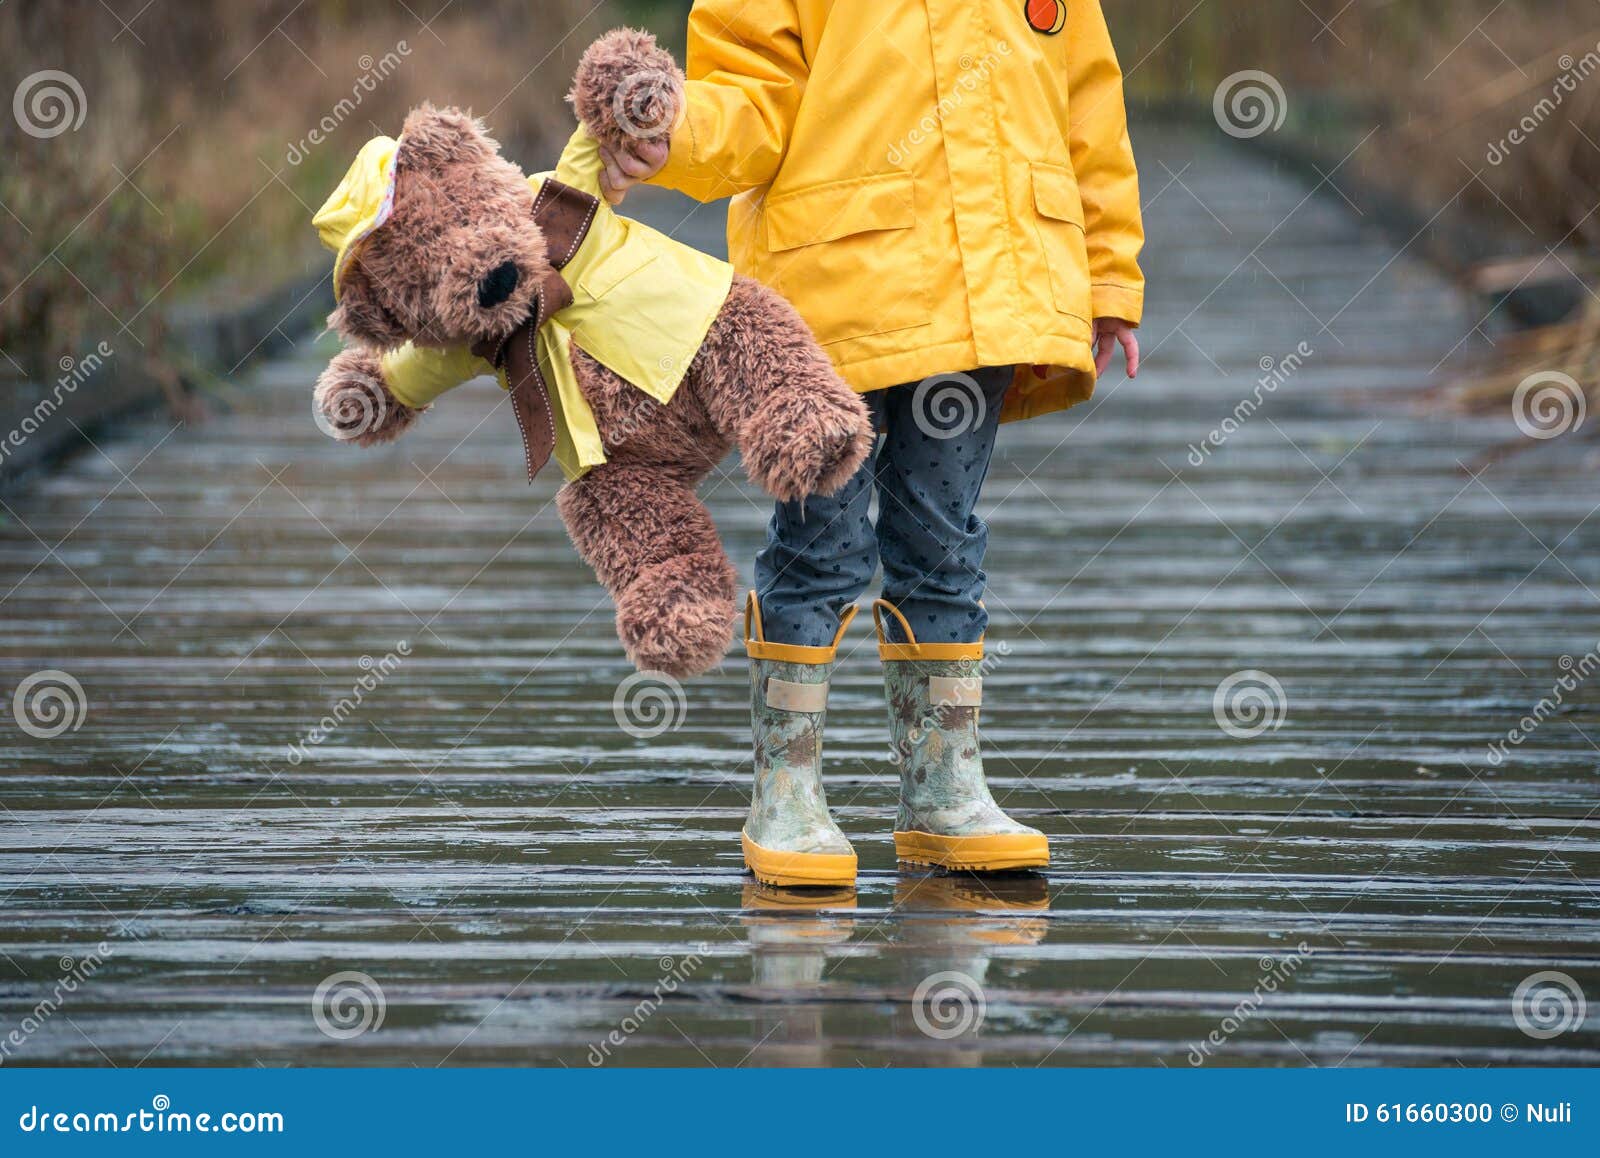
[739,873,1052,1065]
[891,873,1051,1065]
[741,883,857,1065]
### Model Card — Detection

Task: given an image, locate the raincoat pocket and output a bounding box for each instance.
[762,173,930,345]
[1031,162,1092,323]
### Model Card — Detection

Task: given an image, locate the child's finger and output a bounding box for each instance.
[1093,331,1114,377]
[602,157,628,195]
[596,146,630,197]
[1118,328,1140,378]
[613,148,657,178]
[598,168,625,205]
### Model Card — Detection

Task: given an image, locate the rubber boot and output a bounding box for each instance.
[874,599,1049,872]
[742,591,859,886]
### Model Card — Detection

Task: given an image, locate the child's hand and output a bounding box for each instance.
[1093,317,1140,379]
[598,140,670,205]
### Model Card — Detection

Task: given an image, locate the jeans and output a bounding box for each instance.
[753,365,1013,647]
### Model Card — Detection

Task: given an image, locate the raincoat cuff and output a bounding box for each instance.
[649,108,701,195]
[380,344,492,410]
[1090,283,1144,327]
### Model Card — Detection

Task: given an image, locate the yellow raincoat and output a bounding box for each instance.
[651,0,1145,422]
[380,127,735,480]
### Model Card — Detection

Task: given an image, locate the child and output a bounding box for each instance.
[603,0,1144,886]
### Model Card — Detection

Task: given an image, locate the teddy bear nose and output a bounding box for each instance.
[477,261,520,308]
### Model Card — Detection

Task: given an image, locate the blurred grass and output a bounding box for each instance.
[1114,0,1600,250]
[0,0,611,382]
[1113,0,1600,440]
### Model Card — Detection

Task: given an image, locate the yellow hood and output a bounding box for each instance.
[312,135,400,299]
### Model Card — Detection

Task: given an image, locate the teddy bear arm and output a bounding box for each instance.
[380,342,496,409]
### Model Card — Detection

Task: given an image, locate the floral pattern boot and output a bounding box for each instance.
[742,592,858,887]
[875,599,1049,872]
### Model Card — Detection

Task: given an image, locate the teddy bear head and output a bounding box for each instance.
[328,105,549,353]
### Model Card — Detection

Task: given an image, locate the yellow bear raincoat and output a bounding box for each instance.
[377,127,735,481]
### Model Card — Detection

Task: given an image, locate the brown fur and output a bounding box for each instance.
[315,67,871,678]
[568,28,684,153]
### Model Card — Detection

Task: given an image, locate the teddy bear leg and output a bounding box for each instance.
[557,464,738,679]
[693,277,874,503]
[314,347,425,445]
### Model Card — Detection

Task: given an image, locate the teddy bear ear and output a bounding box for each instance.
[328,258,411,352]
[398,103,498,167]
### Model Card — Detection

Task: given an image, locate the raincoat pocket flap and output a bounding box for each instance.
[765,173,916,252]
[578,245,659,302]
[1031,162,1085,228]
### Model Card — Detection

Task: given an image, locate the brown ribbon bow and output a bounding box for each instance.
[470,178,600,482]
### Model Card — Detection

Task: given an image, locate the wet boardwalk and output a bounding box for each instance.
[3,125,1598,1066]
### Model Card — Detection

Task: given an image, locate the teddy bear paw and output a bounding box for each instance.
[615,555,737,679]
[740,388,874,503]
[314,348,424,447]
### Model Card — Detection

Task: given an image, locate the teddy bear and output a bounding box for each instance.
[310,30,873,679]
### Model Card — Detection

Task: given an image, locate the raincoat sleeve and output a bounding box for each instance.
[1066,0,1145,326]
[651,0,808,201]
[380,343,495,409]
[553,127,603,192]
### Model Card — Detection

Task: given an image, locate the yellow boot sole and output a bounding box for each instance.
[742,831,858,887]
[894,829,1049,872]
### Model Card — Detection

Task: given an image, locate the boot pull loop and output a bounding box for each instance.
[744,589,766,647]
[831,604,860,651]
[871,598,918,647]
[874,598,986,662]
